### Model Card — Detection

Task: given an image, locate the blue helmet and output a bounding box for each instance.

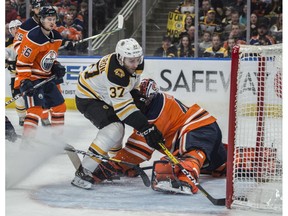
[39,5,57,19]
[31,0,46,9]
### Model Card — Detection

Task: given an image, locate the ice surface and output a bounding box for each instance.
[5,110,282,216]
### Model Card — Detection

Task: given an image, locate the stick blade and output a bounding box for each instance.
[117,15,124,29]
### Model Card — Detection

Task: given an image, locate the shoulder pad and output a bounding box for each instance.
[107,54,130,87]
[27,27,62,44]
[20,18,38,31]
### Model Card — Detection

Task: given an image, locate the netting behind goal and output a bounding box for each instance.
[226,44,282,212]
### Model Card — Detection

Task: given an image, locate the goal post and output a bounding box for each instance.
[226,44,282,212]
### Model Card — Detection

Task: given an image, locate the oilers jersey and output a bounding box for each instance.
[75,53,144,121]
[14,26,62,88]
[13,17,39,55]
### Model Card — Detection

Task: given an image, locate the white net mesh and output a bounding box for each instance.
[231,44,282,212]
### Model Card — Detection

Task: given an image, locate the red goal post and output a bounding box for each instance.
[226,44,282,212]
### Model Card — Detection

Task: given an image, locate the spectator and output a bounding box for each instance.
[199,8,222,36]
[153,35,177,57]
[239,4,247,26]
[229,0,245,13]
[270,13,282,43]
[221,6,233,27]
[250,23,276,45]
[67,4,83,31]
[184,14,194,32]
[210,0,224,21]
[199,31,212,55]
[181,26,196,46]
[250,13,258,37]
[176,0,195,14]
[55,13,82,42]
[223,10,246,39]
[13,0,27,21]
[78,1,88,38]
[6,0,19,24]
[203,33,228,58]
[265,0,282,16]
[251,0,269,17]
[226,37,236,57]
[54,0,77,22]
[169,34,194,58]
[199,0,211,20]
[228,24,246,43]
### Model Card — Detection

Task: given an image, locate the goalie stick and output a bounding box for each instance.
[59,15,124,50]
[5,75,56,106]
[64,144,151,187]
[157,142,226,206]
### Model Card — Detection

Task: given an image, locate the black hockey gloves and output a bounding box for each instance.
[130,89,146,112]
[20,79,34,96]
[141,124,165,150]
[51,61,66,79]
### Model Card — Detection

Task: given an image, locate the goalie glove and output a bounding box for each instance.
[51,61,66,79]
[141,124,165,150]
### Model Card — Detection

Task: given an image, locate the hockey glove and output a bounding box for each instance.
[130,89,146,112]
[51,61,66,79]
[141,124,165,150]
[64,40,76,51]
[20,79,34,96]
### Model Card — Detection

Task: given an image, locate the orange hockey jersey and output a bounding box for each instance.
[13,17,39,55]
[113,92,217,166]
[14,26,62,88]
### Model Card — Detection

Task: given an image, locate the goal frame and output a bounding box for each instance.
[226,44,282,210]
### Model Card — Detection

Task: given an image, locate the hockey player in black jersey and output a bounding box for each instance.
[71,38,165,189]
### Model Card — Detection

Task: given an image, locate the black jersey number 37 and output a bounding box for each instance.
[110,86,124,98]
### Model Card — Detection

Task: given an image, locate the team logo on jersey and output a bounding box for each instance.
[41,50,57,71]
[38,93,44,99]
[114,69,125,78]
[103,105,109,109]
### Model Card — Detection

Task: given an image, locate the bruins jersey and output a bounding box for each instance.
[13,17,39,55]
[75,53,144,121]
[14,26,62,88]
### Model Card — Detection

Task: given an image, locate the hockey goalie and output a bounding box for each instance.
[92,78,227,194]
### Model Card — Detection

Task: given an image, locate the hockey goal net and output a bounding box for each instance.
[226,44,282,212]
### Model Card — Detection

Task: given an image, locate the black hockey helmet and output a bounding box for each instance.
[39,5,58,19]
[31,0,46,9]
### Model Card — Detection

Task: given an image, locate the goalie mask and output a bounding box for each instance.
[140,78,159,104]
[116,38,143,66]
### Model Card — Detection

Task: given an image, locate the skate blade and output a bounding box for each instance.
[71,176,92,189]
[154,181,193,195]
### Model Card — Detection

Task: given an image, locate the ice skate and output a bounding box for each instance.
[71,165,95,189]
[41,118,51,127]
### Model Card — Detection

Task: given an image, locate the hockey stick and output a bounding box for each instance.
[64,144,151,187]
[5,75,56,106]
[158,142,226,206]
[59,15,124,50]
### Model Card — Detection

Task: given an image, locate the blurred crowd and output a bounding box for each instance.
[5,0,282,57]
[5,0,123,55]
[154,0,282,58]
